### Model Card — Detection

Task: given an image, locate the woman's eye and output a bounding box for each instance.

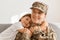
[38,13,40,14]
[38,12,42,14]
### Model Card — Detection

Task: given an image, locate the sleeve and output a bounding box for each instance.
[15,32,22,40]
[49,25,57,40]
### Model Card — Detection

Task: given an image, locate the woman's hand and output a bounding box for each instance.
[41,21,48,27]
[40,21,48,31]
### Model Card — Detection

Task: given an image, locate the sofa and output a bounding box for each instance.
[0,23,60,40]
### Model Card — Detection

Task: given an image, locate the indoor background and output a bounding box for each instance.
[0,0,60,24]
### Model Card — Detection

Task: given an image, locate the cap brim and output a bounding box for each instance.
[30,7,44,13]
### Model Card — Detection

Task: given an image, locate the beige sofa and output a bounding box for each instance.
[0,23,60,40]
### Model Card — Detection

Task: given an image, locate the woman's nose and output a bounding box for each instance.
[35,13,39,17]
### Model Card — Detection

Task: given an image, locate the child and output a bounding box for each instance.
[15,14,32,40]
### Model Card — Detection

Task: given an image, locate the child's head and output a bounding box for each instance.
[19,14,31,28]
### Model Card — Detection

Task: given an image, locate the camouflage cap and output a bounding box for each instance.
[30,2,48,14]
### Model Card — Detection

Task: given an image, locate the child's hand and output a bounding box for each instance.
[18,28,32,36]
[30,26,40,33]
[17,28,26,33]
[18,28,28,32]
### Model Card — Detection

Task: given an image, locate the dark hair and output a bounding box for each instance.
[19,14,31,22]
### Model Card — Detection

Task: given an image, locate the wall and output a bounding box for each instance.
[0,0,60,24]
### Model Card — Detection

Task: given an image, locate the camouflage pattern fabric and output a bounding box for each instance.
[15,24,56,40]
[31,24,56,40]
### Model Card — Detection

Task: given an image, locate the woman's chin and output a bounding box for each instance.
[35,21,42,24]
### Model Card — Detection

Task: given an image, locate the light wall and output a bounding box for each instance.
[0,0,60,24]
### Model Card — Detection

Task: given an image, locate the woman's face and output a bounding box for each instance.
[31,8,46,24]
[21,16,31,28]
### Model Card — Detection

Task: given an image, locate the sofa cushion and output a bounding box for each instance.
[0,24,12,33]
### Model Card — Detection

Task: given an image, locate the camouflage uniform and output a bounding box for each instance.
[31,24,56,40]
[15,30,31,40]
[15,32,22,40]
[15,23,56,40]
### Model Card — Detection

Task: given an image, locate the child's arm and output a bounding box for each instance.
[17,28,25,33]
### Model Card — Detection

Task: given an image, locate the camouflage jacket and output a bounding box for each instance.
[15,24,56,40]
[31,24,56,40]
